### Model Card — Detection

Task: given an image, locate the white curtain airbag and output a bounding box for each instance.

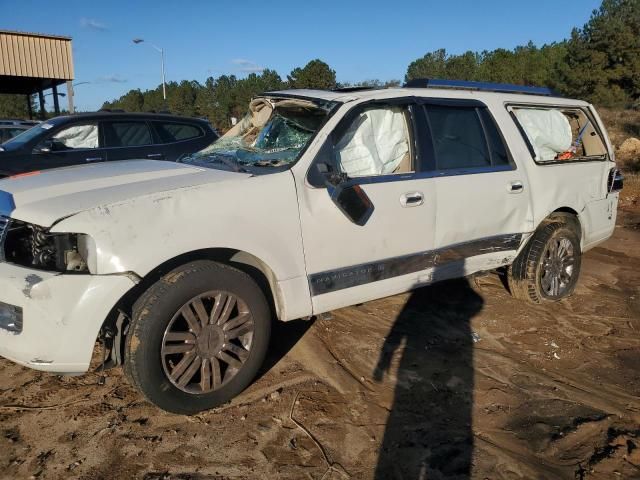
[514,108,572,161]
[53,125,99,149]
[336,107,409,176]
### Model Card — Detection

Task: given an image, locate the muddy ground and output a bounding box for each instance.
[0,208,639,480]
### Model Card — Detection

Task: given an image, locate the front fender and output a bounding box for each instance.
[50,172,306,284]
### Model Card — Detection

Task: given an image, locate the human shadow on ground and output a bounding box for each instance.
[373,273,484,479]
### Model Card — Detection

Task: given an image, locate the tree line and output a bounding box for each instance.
[1,0,638,127]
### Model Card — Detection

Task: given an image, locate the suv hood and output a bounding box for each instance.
[0,160,249,226]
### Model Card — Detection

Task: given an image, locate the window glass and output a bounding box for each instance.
[512,107,607,162]
[105,122,152,147]
[154,122,201,143]
[1,127,27,143]
[48,124,99,150]
[479,109,510,166]
[335,106,412,177]
[426,106,490,170]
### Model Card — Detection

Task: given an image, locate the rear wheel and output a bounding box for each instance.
[124,261,271,414]
[508,215,582,303]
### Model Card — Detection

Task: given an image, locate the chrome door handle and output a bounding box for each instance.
[400,191,424,207]
[85,157,103,163]
[147,153,164,159]
[509,181,524,193]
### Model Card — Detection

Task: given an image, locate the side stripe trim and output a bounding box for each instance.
[308,233,522,296]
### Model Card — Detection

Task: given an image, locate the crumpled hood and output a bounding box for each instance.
[0,160,248,226]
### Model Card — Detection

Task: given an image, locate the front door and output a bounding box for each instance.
[294,99,438,314]
[30,122,103,171]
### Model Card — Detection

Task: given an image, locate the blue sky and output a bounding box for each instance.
[5,0,602,111]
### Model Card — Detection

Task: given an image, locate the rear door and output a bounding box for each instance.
[150,121,210,161]
[102,120,165,161]
[422,99,531,272]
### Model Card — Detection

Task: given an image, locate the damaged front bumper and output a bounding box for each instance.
[0,261,136,374]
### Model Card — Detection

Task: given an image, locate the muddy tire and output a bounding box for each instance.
[508,214,582,303]
[124,261,271,414]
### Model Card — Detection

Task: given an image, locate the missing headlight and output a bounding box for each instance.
[3,219,91,273]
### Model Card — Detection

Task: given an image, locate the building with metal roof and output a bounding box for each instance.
[0,29,75,118]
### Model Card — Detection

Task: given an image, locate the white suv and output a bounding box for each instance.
[0,80,623,413]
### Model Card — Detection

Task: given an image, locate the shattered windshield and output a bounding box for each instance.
[182,97,334,170]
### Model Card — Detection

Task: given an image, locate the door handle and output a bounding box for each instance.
[147,153,164,159]
[509,181,524,193]
[85,157,103,163]
[400,192,424,207]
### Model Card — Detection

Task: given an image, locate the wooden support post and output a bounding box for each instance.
[26,94,33,120]
[38,89,46,120]
[52,84,60,115]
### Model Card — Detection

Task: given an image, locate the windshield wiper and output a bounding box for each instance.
[215,156,249,173]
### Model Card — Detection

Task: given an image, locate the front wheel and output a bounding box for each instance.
[124,261,271,414]
[508,216,582,303]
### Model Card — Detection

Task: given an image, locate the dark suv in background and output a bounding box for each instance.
[0,111,217,177]
[0,119,40,144]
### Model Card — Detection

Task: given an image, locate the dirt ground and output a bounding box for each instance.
[0,207,639,480]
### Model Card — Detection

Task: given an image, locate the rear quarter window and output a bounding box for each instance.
[153,122,203,143]
[509,105,608,164]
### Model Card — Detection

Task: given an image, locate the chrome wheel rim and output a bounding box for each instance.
[161,291,254,394]
[540,237,575,297]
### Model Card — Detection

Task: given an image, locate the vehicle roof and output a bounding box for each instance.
[266,88,591,107]
[47,112,211,124]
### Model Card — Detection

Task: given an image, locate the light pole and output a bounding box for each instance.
[65,81,90,114]
[133,38,166,102]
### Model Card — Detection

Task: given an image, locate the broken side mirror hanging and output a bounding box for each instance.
[314,161,374,227]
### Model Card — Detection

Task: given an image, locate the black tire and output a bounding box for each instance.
[508,214,582,303]
[124,260,271,414]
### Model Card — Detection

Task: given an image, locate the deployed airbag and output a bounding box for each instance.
[514,108,572,161]
[52,125,99,150]
[335,107,409,176]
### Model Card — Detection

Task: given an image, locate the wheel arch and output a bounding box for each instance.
[97,247,284,368]
[548,207,582,240]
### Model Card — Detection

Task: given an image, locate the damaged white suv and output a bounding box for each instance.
[0,80,623,413]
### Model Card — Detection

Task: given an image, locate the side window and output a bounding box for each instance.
[154,122,202,143]
[426,106,493,170]
[479,109,510,166]
[334,106,413,177]
[511,106,607,163]
[44,124,99,151]
[104,121,152,148]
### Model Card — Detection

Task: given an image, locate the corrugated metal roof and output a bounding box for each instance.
[0,30,74,80]
[0,29,72,41]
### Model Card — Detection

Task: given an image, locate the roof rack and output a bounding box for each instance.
[331,86,379,93]
[403,78,559,97]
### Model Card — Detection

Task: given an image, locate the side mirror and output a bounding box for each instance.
[329,183,375,226]
[33,140,53,154]
[315,162,374,226]
[315,161,348,187]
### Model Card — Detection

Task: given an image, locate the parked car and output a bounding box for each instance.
[0,111,217,177]
[0,80,622,414]
[0,119,40,144]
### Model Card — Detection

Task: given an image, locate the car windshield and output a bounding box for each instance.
[182,97,335,170]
